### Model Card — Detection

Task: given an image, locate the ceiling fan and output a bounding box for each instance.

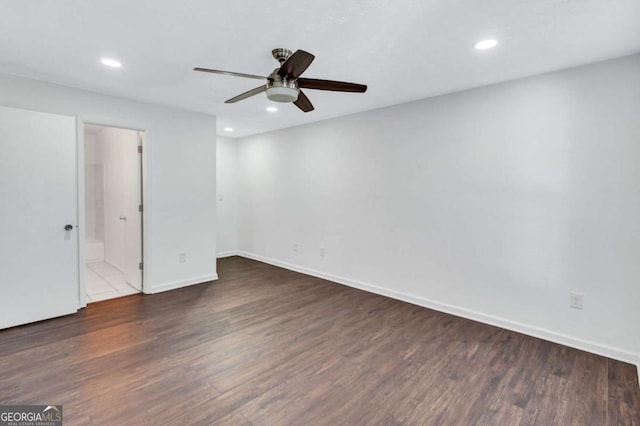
[194,48,367,112]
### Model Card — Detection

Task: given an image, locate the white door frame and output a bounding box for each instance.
[77,118,150,307]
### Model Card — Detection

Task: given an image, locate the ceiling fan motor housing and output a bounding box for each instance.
[266,71,299,102]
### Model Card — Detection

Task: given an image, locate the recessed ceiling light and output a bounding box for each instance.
[101,58,122,68]
[266,106,278,112]
[223,127,233,132]
[475,39,498,50]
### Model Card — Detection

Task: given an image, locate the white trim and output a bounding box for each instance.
[148,274,219,294]
[237,250,640,366]
[76,117,87,309]
[139,130,150,294]
[105,257,125,274]
[217,251,239,258]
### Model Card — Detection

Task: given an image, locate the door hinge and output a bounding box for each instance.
[137,145,143,154]
[138,204,143,212]
[139,262,143,270]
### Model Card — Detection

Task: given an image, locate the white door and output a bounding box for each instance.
[0,105,79,329]
[123,134,142,290]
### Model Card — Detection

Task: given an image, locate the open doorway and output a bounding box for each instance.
[83,124,144,302]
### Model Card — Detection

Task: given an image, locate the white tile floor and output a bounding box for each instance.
[86,261,140,302]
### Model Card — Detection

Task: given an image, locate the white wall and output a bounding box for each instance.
[84,133,99,241]
[236,54,640,364]
[216,136,238,256]
[0,72,217,294]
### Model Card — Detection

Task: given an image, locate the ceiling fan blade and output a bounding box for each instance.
[225,85,266,103]
[293,90,314,112]
[277,50,315,79]
[193,68,267,81]
[297,78,367,93]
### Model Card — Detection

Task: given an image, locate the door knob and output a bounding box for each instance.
[64,224,73,231]
[119,216,127,222]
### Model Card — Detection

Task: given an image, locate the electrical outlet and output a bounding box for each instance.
[569,293,584,310]
[293,243,299,252]
[179,253,187,263]
[319,246,325,257]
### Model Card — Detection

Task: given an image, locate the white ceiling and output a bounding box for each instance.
[0,0,639,138]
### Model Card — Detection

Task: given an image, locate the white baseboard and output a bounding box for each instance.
[104,257,124,273]
[237,250,640,366]
[217,251,239,259]
[147,274,218,294]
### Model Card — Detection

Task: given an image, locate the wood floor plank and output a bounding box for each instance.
[608,359,640,426]
[0,256,638,425]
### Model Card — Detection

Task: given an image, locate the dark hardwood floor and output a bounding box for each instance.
[1,256,638,425]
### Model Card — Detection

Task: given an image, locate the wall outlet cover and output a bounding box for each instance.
[569,293,584,310]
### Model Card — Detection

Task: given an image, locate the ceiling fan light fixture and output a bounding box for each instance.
[194,47,367,112]
[266,86,299,103]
